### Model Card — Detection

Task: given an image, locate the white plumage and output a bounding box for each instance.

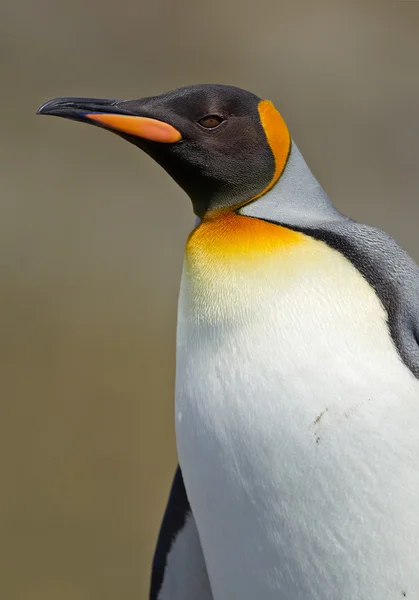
[176,210,419,599]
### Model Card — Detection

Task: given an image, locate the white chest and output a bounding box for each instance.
[175,222,419,600]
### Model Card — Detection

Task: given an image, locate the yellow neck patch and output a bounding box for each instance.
[186,213,303,266]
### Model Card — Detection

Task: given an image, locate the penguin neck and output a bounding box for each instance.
[184,141,344,285]
[239,141,345,228]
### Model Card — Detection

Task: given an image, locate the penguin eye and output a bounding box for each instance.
[197,115,225,129]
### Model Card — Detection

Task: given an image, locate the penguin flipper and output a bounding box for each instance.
[150,465,213,600]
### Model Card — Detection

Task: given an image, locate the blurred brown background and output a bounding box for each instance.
[1,0,419,598]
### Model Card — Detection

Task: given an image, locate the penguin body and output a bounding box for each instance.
[38,85,419,599]
[176,143,419,599]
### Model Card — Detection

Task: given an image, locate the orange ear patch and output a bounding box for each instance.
[244,100,291,205]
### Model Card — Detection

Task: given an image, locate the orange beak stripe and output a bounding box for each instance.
[85,113,182,143]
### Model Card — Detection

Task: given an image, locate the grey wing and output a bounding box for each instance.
[150,465,213,600]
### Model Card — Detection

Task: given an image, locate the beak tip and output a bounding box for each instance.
[37,98,59,116]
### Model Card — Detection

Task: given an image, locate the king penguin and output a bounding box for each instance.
[38,85,419,600]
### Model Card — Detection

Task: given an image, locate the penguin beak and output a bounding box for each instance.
[37,97,182,144]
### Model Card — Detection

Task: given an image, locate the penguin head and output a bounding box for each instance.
[38,84,291,218]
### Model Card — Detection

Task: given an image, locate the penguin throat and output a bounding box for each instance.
[186,212,303,266]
